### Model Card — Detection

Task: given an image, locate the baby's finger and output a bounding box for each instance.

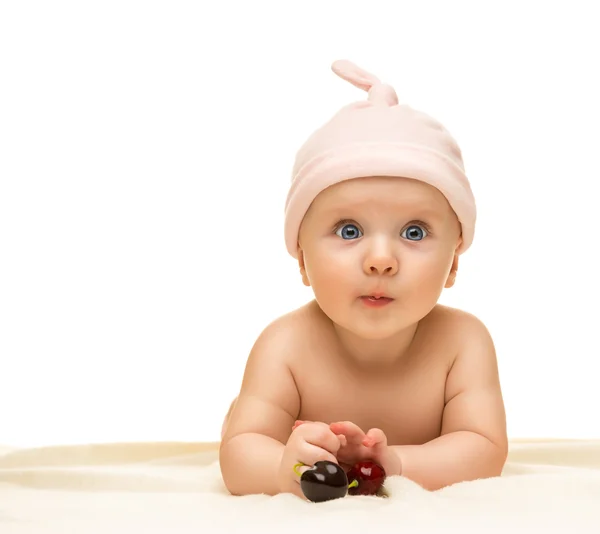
[294,442,340,482]
[293,420,328,430]
[363,427,388,448]
[292,420,306,431]
[303,441,340,466]
[298,423,342,456]
[330,421,366,445]
[299,421,345,446]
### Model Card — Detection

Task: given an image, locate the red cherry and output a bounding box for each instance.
[346,461,386,496]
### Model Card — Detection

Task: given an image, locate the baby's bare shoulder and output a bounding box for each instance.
[422,305,490,366]
[220,305,317,444]
[431,304,499,386]
[435,306,507,451]
[247,302,321,377]
[426,304,487,338]
[253,300,326,362]
[439,305,490,342]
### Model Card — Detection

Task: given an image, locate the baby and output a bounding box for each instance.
[219,59,508,500]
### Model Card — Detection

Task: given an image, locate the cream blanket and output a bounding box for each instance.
[1,439,599,533]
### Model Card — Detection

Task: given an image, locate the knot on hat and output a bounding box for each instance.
[331,59,398,106]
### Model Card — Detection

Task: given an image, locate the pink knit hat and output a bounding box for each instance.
[284,59,476,258]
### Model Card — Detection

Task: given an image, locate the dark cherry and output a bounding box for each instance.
[346,461,386,496]
[300,460,348,502]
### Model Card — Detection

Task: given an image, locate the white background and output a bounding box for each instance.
[1,1,599,448]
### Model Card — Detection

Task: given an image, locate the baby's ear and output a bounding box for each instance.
[455,232,463,250]
[444,254,459,289]
[297,248,311,287]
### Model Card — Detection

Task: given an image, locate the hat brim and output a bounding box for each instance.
[284,142,476,258]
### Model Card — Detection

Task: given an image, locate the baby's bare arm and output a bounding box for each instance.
[391,313,508,490]
[219,318,301,496]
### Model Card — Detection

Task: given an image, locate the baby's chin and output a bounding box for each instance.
[332,314,414,341]
[349,325,410,342]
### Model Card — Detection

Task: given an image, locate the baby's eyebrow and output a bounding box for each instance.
[401,208,444,221]
[326,204,445,221]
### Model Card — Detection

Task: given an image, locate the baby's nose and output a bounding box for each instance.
[364,256,398,276]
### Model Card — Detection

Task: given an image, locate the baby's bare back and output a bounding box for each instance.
[222,300,461,447]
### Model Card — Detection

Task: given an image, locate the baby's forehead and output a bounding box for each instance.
[320,201,449,224]
[316,187,449,217]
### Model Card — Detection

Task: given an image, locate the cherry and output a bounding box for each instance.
[298,461,349,502]
[346,461,386,496]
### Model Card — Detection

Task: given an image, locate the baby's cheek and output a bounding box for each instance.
[402,265,444,303]
[321,266,355,296]
[311,271,352,307]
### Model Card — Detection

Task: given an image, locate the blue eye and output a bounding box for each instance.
[335,223,362,240]
[402,225,428,241]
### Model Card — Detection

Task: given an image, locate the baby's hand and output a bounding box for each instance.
[295,420,402,476]
[278,420,342,500]
[331,421,402,476]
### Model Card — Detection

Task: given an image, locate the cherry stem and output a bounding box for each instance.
[348,479,359,489]
[293,462,306,477]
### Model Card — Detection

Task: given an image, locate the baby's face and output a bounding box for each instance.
[297,176,462,339]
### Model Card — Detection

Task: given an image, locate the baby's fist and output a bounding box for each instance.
[278,421,342,499]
